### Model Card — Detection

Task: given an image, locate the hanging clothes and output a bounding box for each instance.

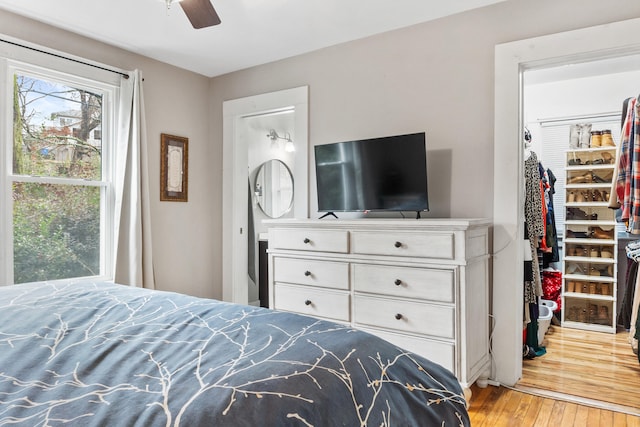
[612,97,640,360]
[524,151,544,301]
[615,97,639,232]
[542,168,560,266]
[618,255,638,329]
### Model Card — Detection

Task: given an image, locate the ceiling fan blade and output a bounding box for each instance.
[179,0,221,29]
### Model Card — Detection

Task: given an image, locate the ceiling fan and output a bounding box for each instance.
[166,0,221,29]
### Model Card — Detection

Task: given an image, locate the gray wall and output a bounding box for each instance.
[0,10,218,299]
[209,0,640,221]
[4,0,640,300]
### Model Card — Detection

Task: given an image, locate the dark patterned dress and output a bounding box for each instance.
[524,151,544,303]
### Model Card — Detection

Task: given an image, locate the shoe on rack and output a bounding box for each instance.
[569,124,581,149]
[597,305,610,324]
[590,247,600,257]
[601,151,615,163]
[568,173,592,184]
[568,306,579,321]
[579,123,593,148]
[567,207,588,220]
[601,130,615,147]
[576,191,588,203]
[600,248,613,258]
[592,190,604,202]
[578,308,588,323]
[590,226,614,240]
[591,171,613,183]
[566,230,589,239]
[588,303,598,322]
[567,263,586,275]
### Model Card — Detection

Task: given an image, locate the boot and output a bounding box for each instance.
[598,306,610,324]
[590,130,602,147]
[579,123,592,148]
[601,130,615,147]
[569,124,581,148]
[588,304,598,322]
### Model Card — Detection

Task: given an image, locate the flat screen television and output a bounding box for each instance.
[314,132,428,216]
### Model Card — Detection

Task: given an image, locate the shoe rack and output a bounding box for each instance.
[562,144,617,333]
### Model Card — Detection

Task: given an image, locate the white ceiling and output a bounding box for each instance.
[0,0,505,78]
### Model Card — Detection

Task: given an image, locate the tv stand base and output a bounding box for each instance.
[319,212,338,219]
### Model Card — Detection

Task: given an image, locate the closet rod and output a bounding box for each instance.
[535,111,620,125]
[0,38,129,79]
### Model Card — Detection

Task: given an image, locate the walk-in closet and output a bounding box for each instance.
[517,55,640,412]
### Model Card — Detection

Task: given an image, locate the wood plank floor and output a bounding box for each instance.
[467,384,640,426]
[518,325,640,410]
[468,325,640,426]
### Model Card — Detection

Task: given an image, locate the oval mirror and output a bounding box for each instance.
[254,159,294,218]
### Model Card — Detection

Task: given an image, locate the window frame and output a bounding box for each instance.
[0,47,121,285]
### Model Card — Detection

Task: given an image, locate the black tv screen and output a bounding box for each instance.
[314,132,428,213]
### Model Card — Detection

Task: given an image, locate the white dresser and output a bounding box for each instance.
[265,218,491,389]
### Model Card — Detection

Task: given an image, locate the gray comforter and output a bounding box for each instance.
[0,281,469,426]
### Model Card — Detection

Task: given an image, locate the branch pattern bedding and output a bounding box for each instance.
[0,281,469,426]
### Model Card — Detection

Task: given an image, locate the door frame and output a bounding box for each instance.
[493,17,640,386]
[222,86,309,304]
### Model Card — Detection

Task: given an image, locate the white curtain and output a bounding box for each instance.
[113,70,155,288]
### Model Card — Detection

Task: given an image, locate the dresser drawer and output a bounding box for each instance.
[354,295,455,339]
[351,231,454,259]
[274,283,350,322]
[358,326,455,373]
[274,257,349,290]
[270,229,349,253]
[353,264,455,303]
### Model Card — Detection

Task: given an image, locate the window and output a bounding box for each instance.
[4,63,116,284]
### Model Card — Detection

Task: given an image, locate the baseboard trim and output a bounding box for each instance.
[510,384,640,417]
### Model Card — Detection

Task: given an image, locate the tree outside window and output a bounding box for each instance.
[11,73,107,283]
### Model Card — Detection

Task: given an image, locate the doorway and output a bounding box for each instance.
[492,17,640,388]
[515,57,640,411]
[222,86,309,305]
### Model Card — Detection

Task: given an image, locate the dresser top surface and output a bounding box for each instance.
[263,218,490,231]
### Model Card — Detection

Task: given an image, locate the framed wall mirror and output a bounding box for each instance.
[254,159,294,218]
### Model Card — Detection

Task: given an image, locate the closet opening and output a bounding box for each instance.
[516,55,640,412]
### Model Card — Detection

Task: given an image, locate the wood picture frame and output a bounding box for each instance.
[160,133,188,202]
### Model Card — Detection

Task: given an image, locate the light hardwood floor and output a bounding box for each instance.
[518,325,640,411]
[468,325,640,426]
[467,384,640,426]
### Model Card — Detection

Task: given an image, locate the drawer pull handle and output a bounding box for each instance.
[303,238,311,244]
[304,271,312,277]
[394,279,402,286]
[305,300,312,306]
[395,313,403,320]
[394,241,402,248]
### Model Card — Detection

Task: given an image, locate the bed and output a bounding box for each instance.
[0,281,469,426]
